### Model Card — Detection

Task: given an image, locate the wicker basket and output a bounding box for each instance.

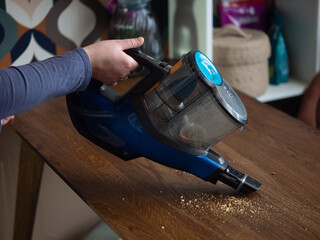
[213,24,271,97]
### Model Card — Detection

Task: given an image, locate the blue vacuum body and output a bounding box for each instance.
[66,49,261,193]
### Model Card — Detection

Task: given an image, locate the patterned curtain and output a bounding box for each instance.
[0,0,110,68]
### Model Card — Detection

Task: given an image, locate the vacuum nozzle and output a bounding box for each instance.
[217,166,261,193]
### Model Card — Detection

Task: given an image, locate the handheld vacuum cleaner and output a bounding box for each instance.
[66,49,261,193]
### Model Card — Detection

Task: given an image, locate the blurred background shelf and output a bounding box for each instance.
[256,78,308,102]
[168,0,320,113]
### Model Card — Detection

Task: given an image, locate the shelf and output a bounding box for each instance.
[167,0,317,104]
[256,78,308,103]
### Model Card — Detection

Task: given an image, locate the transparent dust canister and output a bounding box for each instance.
[144,50,248,151]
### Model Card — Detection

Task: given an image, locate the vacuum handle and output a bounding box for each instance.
[124,49,164,72]
[97,49,170,104]
[124,49,170,95]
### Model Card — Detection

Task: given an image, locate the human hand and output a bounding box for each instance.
[1,115,14,126]
[83,37,144,86]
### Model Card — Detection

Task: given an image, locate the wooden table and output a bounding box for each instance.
[11,93,320,240]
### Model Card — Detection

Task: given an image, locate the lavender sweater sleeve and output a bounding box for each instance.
[0,48,92,121]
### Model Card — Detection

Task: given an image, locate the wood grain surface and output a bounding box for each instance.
[11,92,320,240]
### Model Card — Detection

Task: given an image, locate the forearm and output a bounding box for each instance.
[0,48,92,119]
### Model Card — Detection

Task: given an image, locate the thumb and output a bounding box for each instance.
[119,37,144,50]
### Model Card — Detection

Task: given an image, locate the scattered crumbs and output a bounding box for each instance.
[271,172,276,175]
[160,190,163,194]
[122,198,125,200]
[161,226,165,230]
[177,193,274,217]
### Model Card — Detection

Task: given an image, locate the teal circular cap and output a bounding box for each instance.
[194,51,222,86]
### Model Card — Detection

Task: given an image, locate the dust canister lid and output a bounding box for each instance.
[193,51,223,86]
[185,50,247,125]
[214,80,248,126]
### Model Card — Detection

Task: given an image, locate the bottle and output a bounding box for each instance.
[173,0,198,58]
